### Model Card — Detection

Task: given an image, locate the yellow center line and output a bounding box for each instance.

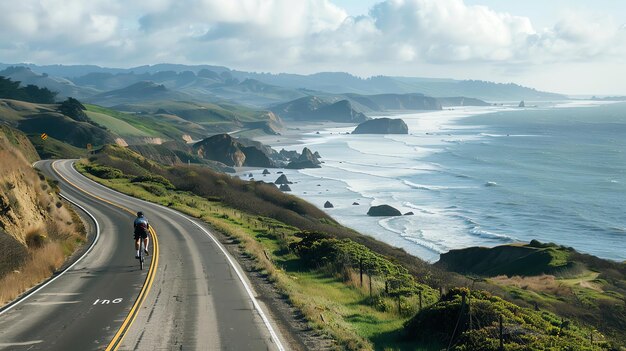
[50,161,159,351]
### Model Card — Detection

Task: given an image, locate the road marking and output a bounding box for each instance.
[26,301,81,306]
[39,293,80,296]
[0,340,43,346]
[184,217,286,351]
[93,298,124,305]
[0,191,101,317]
[59,160,286,351]
[49,161,160,351]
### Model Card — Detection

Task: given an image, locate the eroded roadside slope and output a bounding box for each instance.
[0,125,86,305]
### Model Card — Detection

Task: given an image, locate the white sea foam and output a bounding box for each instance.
[241,101,626,261]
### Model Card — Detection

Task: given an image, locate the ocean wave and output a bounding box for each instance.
[469,226,515,242]
[402,180,474,192]
[479,133,542,138]
[377,218,447,254]
[402,202,437,215]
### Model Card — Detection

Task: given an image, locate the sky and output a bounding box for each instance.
[1,0,625,95]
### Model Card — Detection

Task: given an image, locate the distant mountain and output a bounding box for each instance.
[343,93,442,112]
[436,96,492,107]
[232,71,566,101]
[0,63,566,103]
[87,81,197,106]
[0,66,97,99]
[270,92,452,121]
[271,96,368,123]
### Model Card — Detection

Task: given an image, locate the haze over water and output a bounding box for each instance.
[255,102,626,262]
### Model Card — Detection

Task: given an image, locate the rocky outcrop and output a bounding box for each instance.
[324,201,334,208]
[262,169,271,175]
[286,147,322,169]
[279,184,291,192]
[193,134,275,167]
[404,212,414,216]
[274,174,292,185]
[353,118,408,134]
[367,204,402,216]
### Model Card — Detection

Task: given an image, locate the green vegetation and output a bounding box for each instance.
[78,145,624,350]
[405,288,606,350]
[0,75,57,103]
[437,241,576,277]
[27,133,87,159]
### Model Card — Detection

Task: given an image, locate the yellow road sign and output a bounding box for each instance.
[40,133,48,140]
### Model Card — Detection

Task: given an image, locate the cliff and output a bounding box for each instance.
[0,126,85,303]
[192,134,275,167]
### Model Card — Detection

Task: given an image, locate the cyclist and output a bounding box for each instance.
[133,211,150,259]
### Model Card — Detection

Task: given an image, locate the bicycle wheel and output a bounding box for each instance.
[139,242,144,270]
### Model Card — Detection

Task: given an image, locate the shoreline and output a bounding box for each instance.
[243,101,625,263]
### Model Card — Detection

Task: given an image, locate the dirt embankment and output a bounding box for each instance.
[0,126,86,305]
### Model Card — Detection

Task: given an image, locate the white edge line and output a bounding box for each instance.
[62,160,286,351]
[180,214,286,351]
[0,163,101,317]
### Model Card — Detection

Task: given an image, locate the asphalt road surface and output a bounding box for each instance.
[0,160,285,350]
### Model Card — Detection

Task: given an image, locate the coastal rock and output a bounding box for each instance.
[193,134,275,167]
[367,204,402,216]
[274,174,292,184]
[518,100,525,107]
[286,147,322,169]
[324,201,334,208]
[279,184,291,191]
[262,169,271,175]
[352,118,409,134]
[352,202,360,206]
[404,212,414,216]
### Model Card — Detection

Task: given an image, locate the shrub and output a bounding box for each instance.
[131,175,174,189]
[84,164,124,179]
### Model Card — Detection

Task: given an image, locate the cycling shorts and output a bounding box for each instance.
[134,232,149,240]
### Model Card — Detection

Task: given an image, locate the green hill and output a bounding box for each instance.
[436,241,573,277]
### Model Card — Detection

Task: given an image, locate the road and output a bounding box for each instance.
[0,160,285,350]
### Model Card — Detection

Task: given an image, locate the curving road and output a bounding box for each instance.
[0,160,285,350]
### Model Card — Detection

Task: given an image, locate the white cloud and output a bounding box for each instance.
[0,0,624,92]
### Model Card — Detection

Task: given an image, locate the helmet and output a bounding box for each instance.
[137,211,144,217]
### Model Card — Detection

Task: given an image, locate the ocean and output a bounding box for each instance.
[246,101,626,262]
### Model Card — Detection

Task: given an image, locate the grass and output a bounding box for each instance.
[76,161,443,350]
[85,110,152,137]
[76,149,626,350]
[0,129,86,306]
[27,133,87,159]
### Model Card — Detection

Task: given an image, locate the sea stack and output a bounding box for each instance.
[352,118,409,134]
[367,204,402,216]
[274,174,292,184]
